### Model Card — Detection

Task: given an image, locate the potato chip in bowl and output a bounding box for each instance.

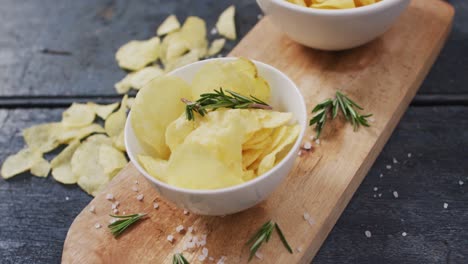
[125,58,306,215]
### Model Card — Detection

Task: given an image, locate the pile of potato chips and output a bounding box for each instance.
[115,6,237,95]
[132,59,300,190]
[287,0,381,9]
[0,6,238,196]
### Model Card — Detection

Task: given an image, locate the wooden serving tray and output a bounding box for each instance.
[62,0,453,263]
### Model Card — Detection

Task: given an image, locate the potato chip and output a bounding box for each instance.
[257,125,300,175]
[130,66,164,90]
[30,157,51,177]
[138,155,168,182]
[216,5,236,40]
[165,114,198,152]
[105,96,127,150]
[156,15,181,36]
[287,0,307,6]
[116,37,160,71]
[88,102,119,120]
[164,50,200,72]
[126,97,135,109]
[207,38,225,56]
[114,73,133,94]
[243,136,271,150]
[311,0,355,9]
[57,123,105,144]
[228,57,258,78]
[1,148,41,179]
[72,135,112,196]
[242,148,263,170]
[354,0,378,6]
[243,128,273,146]
[131,76,192,159]
[252,110,293,128]
[98,144,127,175]
[23,122,62,153]
[180,16,208,52]
[62,103,96,128]
[161,31,190,63]
[51,141,80,184]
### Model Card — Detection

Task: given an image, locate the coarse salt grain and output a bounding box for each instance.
[106,193,114,200]
[393,191,399,198]
[297,247,303,252]
[303,212,311,220]
[309,135,315,140]
[65,196,70,201]
[176,225,185,233]
[167,234,174,242]
[210,28,217,35]
[402,232,407,237]
[153,202,159,209]
[459,180,464,186]
[315,139,320,145]
[132,186,139,192]
[111,202,119,209]
[209,257,214,261]
[378,193,382,197]
[136,194,144,201]
[217,256,227,264]
[109,218,117,224]
[303,212,314,226]
[368,117,375,123]
[202,247,209,256]
[198,254,207,261]
[88,205,96,213]
[134,180,139,185]
[379,173,383,178]
[373,194,377,198]
[95,223,101,229]
[407,153,412,158]
[386,165,392,170]
[373,187,378,191]
[183,210,189,215]
[443,203,448,209]
[365,230,372,238]
[303,141,312,150]
[297,151,303,156]
[393,157,398,164]
[255,252,263,260]
[112,208,119,214]
[257,14,263,20]
[188,226,194,233]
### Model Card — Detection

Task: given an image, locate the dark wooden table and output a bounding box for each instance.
[0,0,467,263]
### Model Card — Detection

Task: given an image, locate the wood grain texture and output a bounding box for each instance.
[61,0,454,263]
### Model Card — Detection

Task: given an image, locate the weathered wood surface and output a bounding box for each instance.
[0,0,467,263]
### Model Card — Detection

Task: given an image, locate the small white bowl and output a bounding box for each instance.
[257,0,410,50]
[125,57,307,215]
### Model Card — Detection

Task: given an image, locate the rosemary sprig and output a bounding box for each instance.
[182,88,272,121]
[108,213,146,237]
[173,253,190,264]
[246,220,293,261]
[310,91,372,138]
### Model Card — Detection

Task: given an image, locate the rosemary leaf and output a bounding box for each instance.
[246,220,293,261]
[173,253,190,264]
[108,213,146,237]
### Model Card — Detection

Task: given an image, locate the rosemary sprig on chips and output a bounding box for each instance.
[246,220,293,261]
[310,91,372,138]
[182,88,272,121]
[173,253,190,264]
[108,213,147,237]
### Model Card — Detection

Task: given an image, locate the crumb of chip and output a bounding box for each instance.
[106,193,114,200]
[95,223,101,229]
[365,230,371,238]
[393,191,399,198]
[183,209,189,215]
[402,232,407,237]
[255,251,263,260]
[407,153,412,158]
[167,234,174,242]
[136,194,144,201]
[176,225,185,233]
[443,203,448,209]
[153,202,159,209]
[393,157,398,164]
[303,141,312,150]
[88,205,96,213]
[386,165,392,170]
[373,187,378,191]
[132,186,139,192]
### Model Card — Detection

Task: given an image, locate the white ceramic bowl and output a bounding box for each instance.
[257,0,410,50]
[125,57,307,216]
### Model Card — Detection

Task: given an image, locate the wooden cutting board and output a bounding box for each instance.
[62,0,453,263]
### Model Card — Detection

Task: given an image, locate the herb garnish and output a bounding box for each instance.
[173,253,190,264]
[310,91,372,138]
[246,220,293,261]
[182,88,272,121]
[108,213,146,237]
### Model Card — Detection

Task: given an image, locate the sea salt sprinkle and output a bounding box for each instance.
[443,203,448,209]
[255,251,264,260]
[257,14,263,20]
[393,191,399,198]
[109,218,117,224]
[134,180,139,185]
[153,202,159,209]
[65,196,70,201]
[176,225,185,233]
[112,208,119,214]
[210,28,218,35]
[373,187,378,191]
[136,194,144,201]
[378,193,382,197]
[216,256,227,264]
[132,186,139,192]
[379,173,384,178]
[105,193,114,200]
[167,234,174,243]
[303,212,314,226]
[402,232,407,237]
[111,201,119,209]
[393,157,398,164]
[183,209,189,215]
[407,153,412,158]
[315,139,321,145]
[297,150,303,156]
[296,247,303,253]
[188,226,194,233]
[95,223,102,229]
[386,165,392,170]
[88,205,96,213]
[459,180,464,186]
[303,141,312,150]
[365,230,372,238]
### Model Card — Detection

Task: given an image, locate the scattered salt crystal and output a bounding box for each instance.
[373,194,377,198]
[111,202,119,209]
[379,173,383,178]
[255,251,264,260]
[132,186,139,192]
[297,150,303,156]
[106,193,114,200]
[402,232,407,237]
[134,180,139,185]
[459,180,464,186]
[315,139,320,145]
[303,212,314,226]
[167,234,174,243]
[368,117,375,123]
[153,202,159,209]
[209,257,214,261]
[88,205,96,213]
[109,218,117,224]
[309,135,315,140]
[95,223,101,229]
[303,141,312,150]
[210,28,217,35]
[176,225,185,233]
[257,14,263,20]
[386,165,392,170]
[112,208,119,214]
[65,196,70,201]
[136,194,144,201]
[407,153,412,158]
[188,226,194,233]
[202,247,209,256]
[378,193,382,197]
[364,230,372,238]
[393,191,399,198]
[443,203,448,209]
[183,210,189,215]
[303,212,311,220]
[198,254,207,261]
[373,187,378,191]
[296,247,303,252]
[216,256,227,264]
[393,157,398,164]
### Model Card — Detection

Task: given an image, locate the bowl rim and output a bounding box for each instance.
[125,57,307,195]
[270,0,406,15]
